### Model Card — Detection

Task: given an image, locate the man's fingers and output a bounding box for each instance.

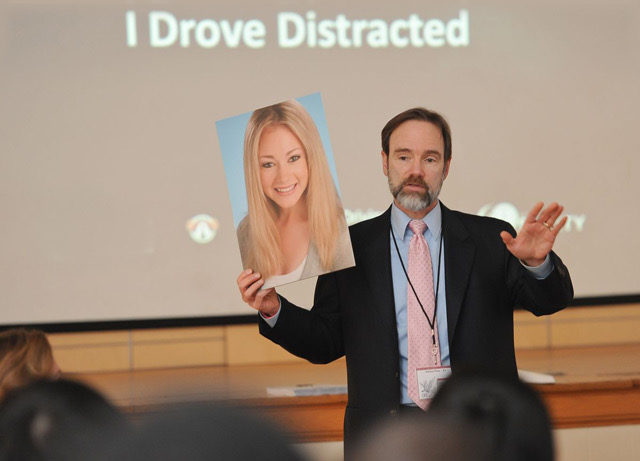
[500,230,514,246]
[552,216,568,236]
[237,270,260,291]
[237,269,253,289]
[237,268,252,280]
[525,202,544,223]
[546,205,564,227]
[242,278,264,307]
[236,269,264,304]
[537,202,560,225]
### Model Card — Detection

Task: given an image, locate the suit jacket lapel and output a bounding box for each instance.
[442,204,475,346]
[358,207,397,341]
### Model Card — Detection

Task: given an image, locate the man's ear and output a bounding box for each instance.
[381,151,389,176]
[442,159,451,180]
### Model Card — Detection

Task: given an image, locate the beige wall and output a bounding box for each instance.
[514,303,640,349]
[48,304,640,373]
[49,324,305,373]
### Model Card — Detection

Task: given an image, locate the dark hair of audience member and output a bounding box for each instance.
[429,371,555,461]
[94,403,306,461]
[0,378,126,461]
[352,412,490,461]
[0,329,59,401]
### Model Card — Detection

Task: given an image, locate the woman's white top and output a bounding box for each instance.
[262,255,308,289]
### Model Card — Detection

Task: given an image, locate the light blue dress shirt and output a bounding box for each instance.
[390,202,450,405]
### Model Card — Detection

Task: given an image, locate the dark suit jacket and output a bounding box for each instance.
[259,204,573,447]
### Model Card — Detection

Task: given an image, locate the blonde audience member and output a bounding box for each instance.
[0,328,59,401]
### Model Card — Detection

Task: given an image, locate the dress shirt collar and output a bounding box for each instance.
[390,201,443,242]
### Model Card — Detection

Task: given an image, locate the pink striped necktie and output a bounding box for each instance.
[406,219,440,410]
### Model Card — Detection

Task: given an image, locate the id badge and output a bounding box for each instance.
[416,366,452,400]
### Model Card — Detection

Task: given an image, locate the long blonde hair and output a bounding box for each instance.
[0,328,56,401]
[241,99,345,279]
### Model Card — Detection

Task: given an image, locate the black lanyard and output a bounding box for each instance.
[390,220,443,345]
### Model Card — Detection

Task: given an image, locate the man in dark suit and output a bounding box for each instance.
[237,108,573,451]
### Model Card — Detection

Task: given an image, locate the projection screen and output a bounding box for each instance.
[1,0,638,326]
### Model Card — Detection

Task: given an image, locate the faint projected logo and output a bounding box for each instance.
[344,208,382,226]
[477,202,586,232]
[186,214,219,244]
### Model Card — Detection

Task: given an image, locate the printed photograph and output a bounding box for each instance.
[217,93,355,289]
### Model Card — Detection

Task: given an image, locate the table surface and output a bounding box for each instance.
[72,344,640,409]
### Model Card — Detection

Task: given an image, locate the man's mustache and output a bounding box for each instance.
[401,176,428,189]
[391,175,430,198]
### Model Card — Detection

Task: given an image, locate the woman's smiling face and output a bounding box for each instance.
[258,124,309,211]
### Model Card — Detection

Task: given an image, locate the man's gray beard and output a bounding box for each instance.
[389,177,440,213]
[397,191,433,212]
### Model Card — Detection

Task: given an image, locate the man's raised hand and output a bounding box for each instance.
[500,202,567,267]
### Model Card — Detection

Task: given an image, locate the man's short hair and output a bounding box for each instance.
[381,108,452,162]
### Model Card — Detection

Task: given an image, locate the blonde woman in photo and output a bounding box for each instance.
[236,99,353,289]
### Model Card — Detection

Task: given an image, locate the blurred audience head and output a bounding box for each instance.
[0,329,59,401]
[0,378,126,461]
[355,372,553,461]
[429,371,554,461]
[352,412,487,461]
[95,403,306,461]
